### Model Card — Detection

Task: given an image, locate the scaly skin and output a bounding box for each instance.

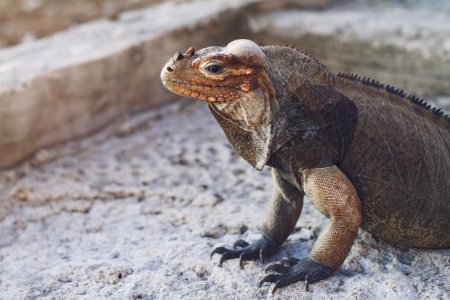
[160,39,450,292]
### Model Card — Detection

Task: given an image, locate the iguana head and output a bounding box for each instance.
[160,39,272,105]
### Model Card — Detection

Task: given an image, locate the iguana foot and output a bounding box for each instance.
[260,257,336,293]
[211,235,278,268]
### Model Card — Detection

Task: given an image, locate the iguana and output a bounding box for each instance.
[160,39,450,292]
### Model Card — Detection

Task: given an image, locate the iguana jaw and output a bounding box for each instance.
[161,78,243,102]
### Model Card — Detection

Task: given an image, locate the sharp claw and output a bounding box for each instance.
[239,251,257,269]
[272,274,303,294]
[265,263,289,274]
[271,282,280,294]
[259,274,282,287]
[218,251,240,267]
[259,248,266,264]
[210,246,227,258]
[233,239,249,249]
[239,254,245,269]
[271,280,284,294]
[219,255,226,267]
[305,275,310,292]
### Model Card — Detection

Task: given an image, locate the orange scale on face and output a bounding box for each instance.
[240,83,251,92]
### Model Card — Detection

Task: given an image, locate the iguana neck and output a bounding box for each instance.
[262,45,331,97]
[208,70,277,170]
[262,45,335,153]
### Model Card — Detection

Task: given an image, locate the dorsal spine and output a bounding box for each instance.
[337,72,450,122]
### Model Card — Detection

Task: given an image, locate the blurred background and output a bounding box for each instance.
[0,0,164,47]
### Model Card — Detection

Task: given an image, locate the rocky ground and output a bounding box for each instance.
[0,102,449,300]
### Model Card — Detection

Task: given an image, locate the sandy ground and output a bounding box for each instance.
[0,101,449,299]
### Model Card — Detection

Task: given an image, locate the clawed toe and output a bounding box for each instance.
[218,251,241,267]
[260,273,301,293]
[210,246,228,258]
[260,257,336,293]
[265,263,289,274]
[259,274,283,287]
[233,239,250,249]
[271,274,303,294]
[211,242,259,268]
[280,256,300,266]
[239,251,256,269]
[211,236,279,268]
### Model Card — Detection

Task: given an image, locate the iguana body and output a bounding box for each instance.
[160,40,450,292]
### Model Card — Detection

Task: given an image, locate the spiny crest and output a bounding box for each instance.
[406,94,449,120]
[337,72,385,89]
[337,72,450,122]
[273,44,328,70]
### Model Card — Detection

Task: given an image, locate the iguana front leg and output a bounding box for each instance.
[261,165,362,292]
[211,169,303,268]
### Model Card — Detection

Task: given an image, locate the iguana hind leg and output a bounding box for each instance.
[261,165,362,292]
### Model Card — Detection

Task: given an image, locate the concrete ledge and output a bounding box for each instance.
[0,0,261,168]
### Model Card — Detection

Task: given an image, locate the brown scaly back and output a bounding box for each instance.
[337,72,450,123]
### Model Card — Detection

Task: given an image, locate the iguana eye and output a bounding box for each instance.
[202,62,225,74]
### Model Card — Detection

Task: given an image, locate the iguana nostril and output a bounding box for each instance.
[173,51,184,62]
[167,66,174,72]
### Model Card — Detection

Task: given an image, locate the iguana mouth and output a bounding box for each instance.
[162,79,239,102]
